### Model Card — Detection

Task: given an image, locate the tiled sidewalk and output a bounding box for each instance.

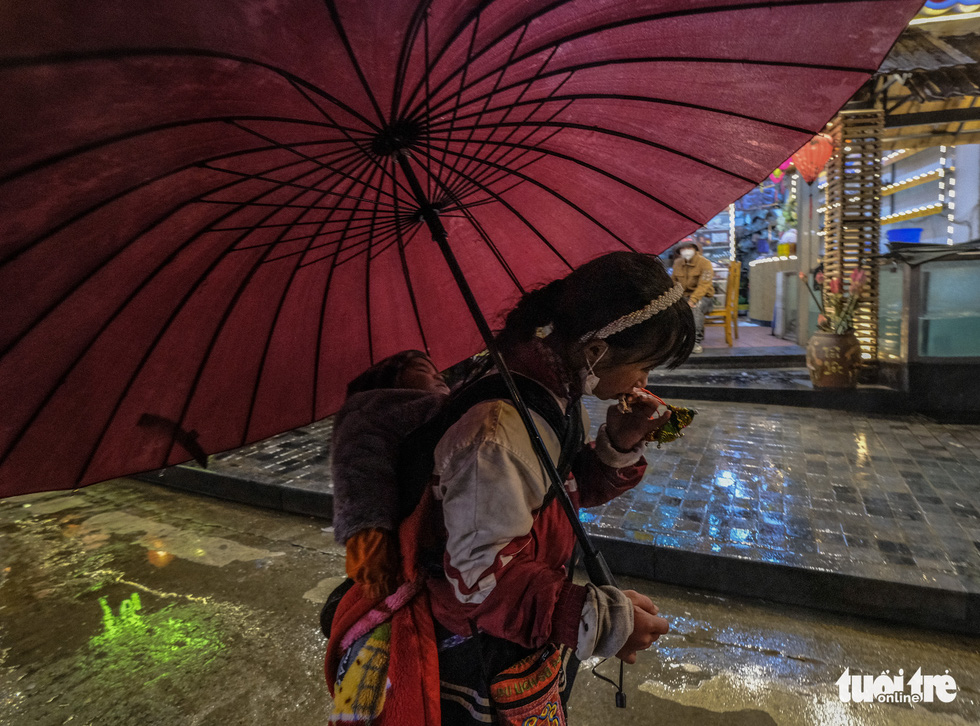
[201,419,335,493]
[147,395,980,631]
[648,367,814,389]
[579,397,980,595]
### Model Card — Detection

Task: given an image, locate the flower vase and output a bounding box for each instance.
[806,331,862,388]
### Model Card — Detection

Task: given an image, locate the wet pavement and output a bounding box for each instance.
[0,479,337,726]
[138,391,980,633]
[578,397,980,593]
[649,367,816,389]
[2,478,978,725]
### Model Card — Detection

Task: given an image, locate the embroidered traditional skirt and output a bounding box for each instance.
[435,621,578,725]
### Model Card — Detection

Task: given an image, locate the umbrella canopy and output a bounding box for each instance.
[0,0,921,495]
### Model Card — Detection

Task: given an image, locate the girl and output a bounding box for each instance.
[430,251,695,723]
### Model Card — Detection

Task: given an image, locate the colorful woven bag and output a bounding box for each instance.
[489,644,566,725]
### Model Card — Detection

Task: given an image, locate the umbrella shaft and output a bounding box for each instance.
[395,154,614,588]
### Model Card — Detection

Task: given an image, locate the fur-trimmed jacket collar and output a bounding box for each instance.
[331,388,447,544]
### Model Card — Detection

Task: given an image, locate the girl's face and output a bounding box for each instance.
[587,345,657,400]
[397,356,450,394]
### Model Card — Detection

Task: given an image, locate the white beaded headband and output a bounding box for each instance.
[579,283,685,343]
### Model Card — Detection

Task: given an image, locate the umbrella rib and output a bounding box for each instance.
[406,0,890,118]
[418,135,672,238]
[436,131,706,225]
[443,133,549,206]
[404,139,537,297]
[0,46,379,130]
[443,108,568,205]
[312,206,408,260]
[210,211,403,245]
[446,176,534,209]
[202,152,402,209]
[1,146,367,352]
[389,0,432,121]
[404,114,537,285]
[414,142,632,263]
[438,88,824,138]
[296,221,405,269]
[433,118,760,186]
[237,164,388,447]
[0,153,371,474]
[0,114,366,190]
[362,161,395,366]
[283,76,423,221]
[425,57,870,132]
[456,202,536,290]
[196,146,385,204]
[402,0,559,115]
[421,9,434,181]
[322,0,386,125]
[225,119,346,174]
[447,147,548,205]
[198,147,400,232]
[445,85,574,203]
[234,216,404,253]
[0,138,334,270]
[425,57,877,123]
[432,13,483,203]
[198,198,400,213]
[275,74,455,416]
[444,24,542,199]
[389,180,430,357]
[311,166,396,420]
[107,156,378,476]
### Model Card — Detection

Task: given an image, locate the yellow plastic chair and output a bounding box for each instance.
[704,260,741,346]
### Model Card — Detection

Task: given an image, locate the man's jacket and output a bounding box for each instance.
[671,254,715,304]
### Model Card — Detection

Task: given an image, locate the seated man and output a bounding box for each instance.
[670,238,714,354]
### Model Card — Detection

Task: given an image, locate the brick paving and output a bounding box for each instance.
[579,397,980,598]
[200,419,334,494]
[177,393,980,602]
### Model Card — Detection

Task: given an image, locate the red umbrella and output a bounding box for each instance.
[0,0,920,497]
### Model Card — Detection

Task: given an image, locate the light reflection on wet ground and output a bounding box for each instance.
[155,387,980,599]
[0,482,337,726]
[3,479,978,725]
[569,570,980,725]
[580,397,980,595]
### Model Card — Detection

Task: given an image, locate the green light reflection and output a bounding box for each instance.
[87,592,225,683]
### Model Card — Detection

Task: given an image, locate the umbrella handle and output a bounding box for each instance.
[582,548,616,588]
[396,154,616,589]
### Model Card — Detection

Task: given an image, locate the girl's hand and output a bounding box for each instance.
[605,390,671,452]
[616,590,669,664]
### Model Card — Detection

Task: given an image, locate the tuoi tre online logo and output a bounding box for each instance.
[837,668,958,705]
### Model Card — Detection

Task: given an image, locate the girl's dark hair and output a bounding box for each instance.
[345,350,430,397]
[496,251,695,369]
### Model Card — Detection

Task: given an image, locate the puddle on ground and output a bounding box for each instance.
[77,511,284,568]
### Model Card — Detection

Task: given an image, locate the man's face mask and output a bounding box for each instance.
[679,248,696,261]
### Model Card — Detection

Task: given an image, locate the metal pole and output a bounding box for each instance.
[396,153,615,588]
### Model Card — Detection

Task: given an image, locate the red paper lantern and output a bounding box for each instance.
[792,133,835,183]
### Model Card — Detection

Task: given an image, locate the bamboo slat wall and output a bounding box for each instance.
[824,110,883,366]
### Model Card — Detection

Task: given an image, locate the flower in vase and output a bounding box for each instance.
[800,265,870,334]
[849,268,867,294]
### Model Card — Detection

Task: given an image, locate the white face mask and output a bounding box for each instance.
[679,248,696,261]
[581,345,608,396]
